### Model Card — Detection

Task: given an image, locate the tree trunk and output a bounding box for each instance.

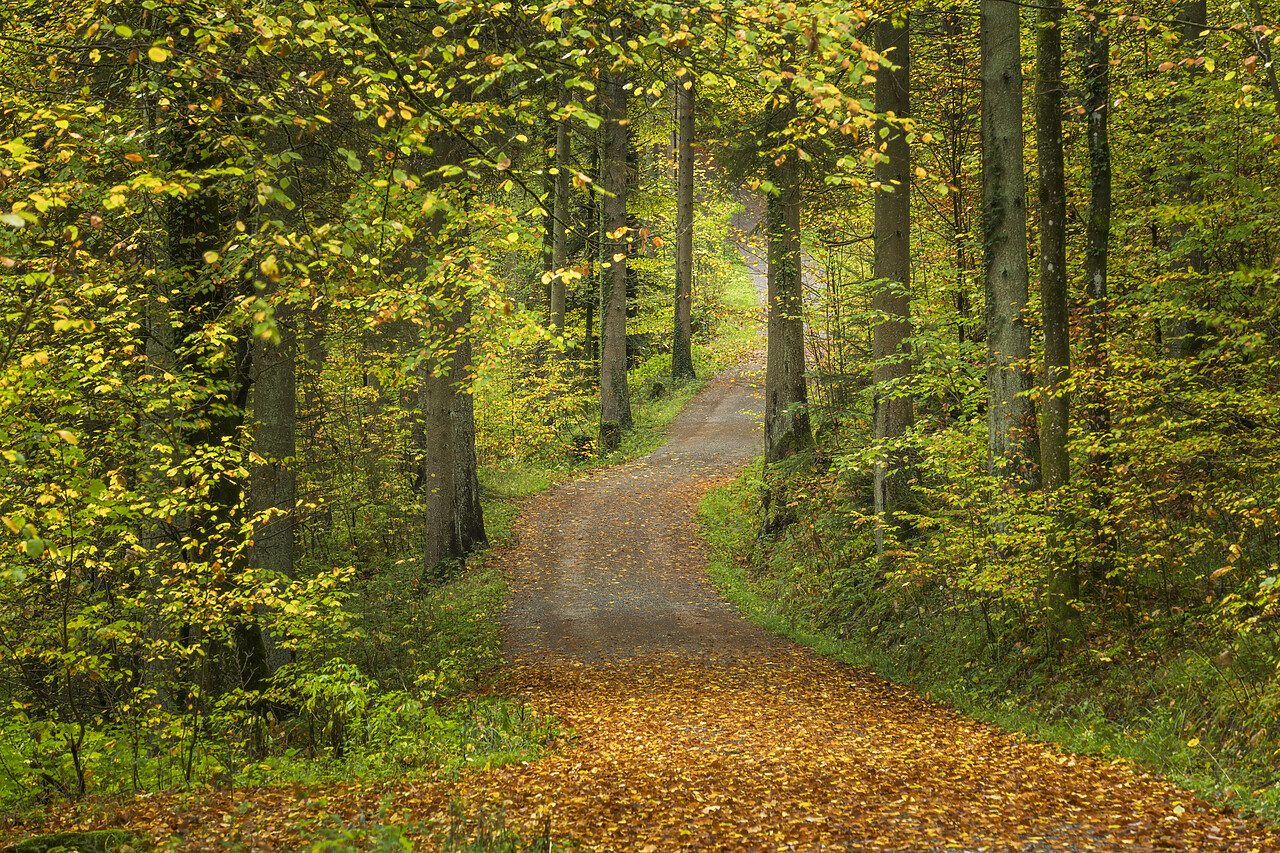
[550,90,571,340]
[1165,0,1208,360]
[1083,10,1114,585]
[418,360,459,582]
[763,83,812,464]
[981,0,1038,485]
[1036,0,1079,638]
[406,141,469,584]
[249,283,297,673]
[871,14,914,553]
[161,104,269,695]
[451,297,486,554]
[671,59,696,381]
[584,136,600,364]
[599,62,633,448]
[298,299,329,551]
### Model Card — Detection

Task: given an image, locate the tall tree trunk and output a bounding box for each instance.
[941,12,975,347]
[584,136,601,364]
[162,103,268,695]
[1037,0,1079,637]
[418,358,459,582]
[298,299,329,551]
[1165,0,1208,360]
[550,90,571,340]
[671,59,696,381]
[451,297,486,554]
[599,62,633,449]
[981,0,1038,485]
[871,13,914,553]
[1083,9,1114,584]
[407,140,468,583]
[249,284,297,673]
[763,83,812,463]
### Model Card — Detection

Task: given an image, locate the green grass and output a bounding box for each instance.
[697,466,1280,824]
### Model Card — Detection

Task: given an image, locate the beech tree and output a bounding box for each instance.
[1035,0,1077,635]
[980,0,1038,486]
[870,11,913,551]
[763,74,813,463]
[599,59,634,450]
[1081,2,1113,584]
[672,59,697,382]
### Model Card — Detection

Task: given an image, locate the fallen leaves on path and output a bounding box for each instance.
[12,653,1277,852]
[452,651,1278,852]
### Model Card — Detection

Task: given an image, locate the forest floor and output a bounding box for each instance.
[8,228,1280,853]
[16,362,1279,852]
[445,356,1279,852]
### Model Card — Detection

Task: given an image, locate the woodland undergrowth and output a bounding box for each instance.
[0,198,759,852]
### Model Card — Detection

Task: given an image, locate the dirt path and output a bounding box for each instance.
[458,221,1280,852]
[500,362,778,666]
[467,365,1278,852]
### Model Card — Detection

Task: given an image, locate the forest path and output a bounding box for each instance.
[16,219,1276,853]
[461,365,1275,852]
[442,207,1280,850]
[499,360,777,666]
[451,212,1279,852]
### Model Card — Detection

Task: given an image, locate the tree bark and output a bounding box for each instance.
[871,13,914,553]
[450,297,486,555]
[1083,9,1114,584]
[981,0,1038,485]
[1037,0,1080,637]
[417,359,459,582]
[599,62,633,448]
[249,283,297,672]
[671,60,696,381]
[550,90,571,340]
[763,83,812,463]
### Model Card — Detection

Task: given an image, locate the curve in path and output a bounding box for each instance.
[458,210,1280,852]
[463,361,1279,852]
[500,362,778,666]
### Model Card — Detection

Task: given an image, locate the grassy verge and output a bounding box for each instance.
[698,465,1280,824]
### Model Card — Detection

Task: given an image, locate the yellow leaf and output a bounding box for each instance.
[148,46,169,63]
[55,430,78,445]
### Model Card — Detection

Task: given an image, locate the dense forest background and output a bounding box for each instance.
[1,0,1278,834]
